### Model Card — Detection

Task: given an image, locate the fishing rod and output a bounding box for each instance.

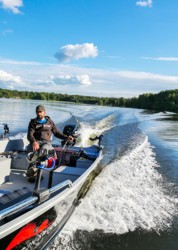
[0,149,26,157]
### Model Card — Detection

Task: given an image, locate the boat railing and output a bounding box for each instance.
[0,179,72,221]
[0,197,38,221]
[50,179,72,193]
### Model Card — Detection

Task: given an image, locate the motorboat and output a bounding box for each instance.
[0,124,103,250]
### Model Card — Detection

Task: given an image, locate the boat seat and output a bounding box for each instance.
[11,152,29,170]
[54,166,86,176]
[0,157,11,184]
[0,138,29,152]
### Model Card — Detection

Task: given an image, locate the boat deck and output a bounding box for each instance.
[0,158,93,207]
[0,142,98,212]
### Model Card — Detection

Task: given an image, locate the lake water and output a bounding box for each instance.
[0,98,178,250]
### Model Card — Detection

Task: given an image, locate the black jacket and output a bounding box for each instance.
[27,116,67,144]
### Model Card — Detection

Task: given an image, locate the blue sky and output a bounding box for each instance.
[0,0,178,98]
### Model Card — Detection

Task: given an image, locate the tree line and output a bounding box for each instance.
[0,88,178,113]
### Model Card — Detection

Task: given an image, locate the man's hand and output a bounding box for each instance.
[32,141,40,151]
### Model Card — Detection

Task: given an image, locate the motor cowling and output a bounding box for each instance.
[63,125,78,136]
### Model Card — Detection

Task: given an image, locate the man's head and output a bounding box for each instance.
[36,105,46,119]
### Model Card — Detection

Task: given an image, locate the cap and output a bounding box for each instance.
[36,105,45,112]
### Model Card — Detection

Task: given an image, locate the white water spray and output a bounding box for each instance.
[52,136,178,249]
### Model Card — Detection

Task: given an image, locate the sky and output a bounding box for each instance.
[0,0,178,98]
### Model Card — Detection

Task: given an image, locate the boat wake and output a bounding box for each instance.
[47,118,178,249]
[76,114,115,147]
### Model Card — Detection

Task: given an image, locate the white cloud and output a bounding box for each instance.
[142,57,178,61]
[0,58,44,65]
[76,75,91,85]
[50,74,92,86]
[0,0,23,14]
[1,59,178,98]
[0,69,25,90]
[55,43,98,62]
[115,70,178,83]
[0,69,22,83]
[136,0,152,8]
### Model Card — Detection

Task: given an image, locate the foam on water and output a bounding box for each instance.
[50,135,178,249]
[77,114,114,147]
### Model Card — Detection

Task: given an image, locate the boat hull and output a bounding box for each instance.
[0,151,102,250]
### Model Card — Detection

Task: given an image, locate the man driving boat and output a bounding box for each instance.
[26,104,73,182]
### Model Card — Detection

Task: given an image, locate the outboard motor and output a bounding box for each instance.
[61,124,78,146]
[63,124,78,136]
[3,123,9,136]
[0,123,10,138]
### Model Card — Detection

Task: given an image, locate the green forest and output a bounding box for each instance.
[0,88,178,113]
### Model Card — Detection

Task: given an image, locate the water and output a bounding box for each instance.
[0,98,178,250]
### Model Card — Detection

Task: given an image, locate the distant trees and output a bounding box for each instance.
[1,88,178,113]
